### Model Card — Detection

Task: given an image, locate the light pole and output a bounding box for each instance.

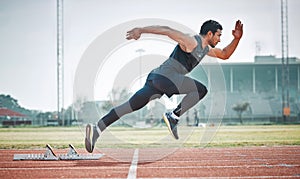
[135,49,145,121]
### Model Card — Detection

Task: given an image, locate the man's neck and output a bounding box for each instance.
[199,35,209,49]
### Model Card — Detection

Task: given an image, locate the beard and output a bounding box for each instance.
[208,39,216,48]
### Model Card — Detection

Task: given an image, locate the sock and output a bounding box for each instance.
[95,124,102,135]
[95,109,120,132]
[92,125,100,143]
[171,112,179,120]
[173,104,182,117]
[97,120,107,132]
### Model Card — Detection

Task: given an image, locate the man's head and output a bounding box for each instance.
[200,20,223,48]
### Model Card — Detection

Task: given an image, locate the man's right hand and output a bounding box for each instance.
[126,28,142,40]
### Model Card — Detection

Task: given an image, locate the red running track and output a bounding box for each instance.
[0,146,300,178]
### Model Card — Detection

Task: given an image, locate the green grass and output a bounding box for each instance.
[0,126,83,149]
[0,125,299,149]
[187,125,300,147]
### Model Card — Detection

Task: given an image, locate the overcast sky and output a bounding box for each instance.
[0,0,299,111]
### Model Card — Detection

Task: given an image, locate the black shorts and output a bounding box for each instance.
[146,73,207,98]
[146,74,179,97]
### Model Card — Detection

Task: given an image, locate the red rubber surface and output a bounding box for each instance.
[0,146,299,178]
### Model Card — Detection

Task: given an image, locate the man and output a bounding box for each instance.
[85,20,243,153]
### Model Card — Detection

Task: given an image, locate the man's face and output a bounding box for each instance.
[208,29,222,48]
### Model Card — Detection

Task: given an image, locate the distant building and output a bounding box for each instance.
[0,108,31,126]
[190,55,300,122]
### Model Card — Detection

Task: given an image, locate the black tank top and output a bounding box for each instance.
[169,35,209,72]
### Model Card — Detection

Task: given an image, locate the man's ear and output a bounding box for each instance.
[207,31,213,38]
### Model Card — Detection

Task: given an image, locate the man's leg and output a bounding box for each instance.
[173,76,208,117]
[162,77,207,139]
[97,84,163,131]
[85,82,162,152]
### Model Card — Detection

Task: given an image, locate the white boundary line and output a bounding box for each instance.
[127,149,139,179]
[138,177,299,179]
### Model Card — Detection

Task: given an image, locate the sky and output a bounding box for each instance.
[0,0,299,112]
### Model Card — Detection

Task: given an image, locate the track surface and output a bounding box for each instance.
[0,146,300,178]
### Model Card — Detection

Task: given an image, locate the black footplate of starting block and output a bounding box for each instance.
[13,144,103,161]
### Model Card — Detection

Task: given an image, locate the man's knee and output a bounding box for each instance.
[129,92,146,111]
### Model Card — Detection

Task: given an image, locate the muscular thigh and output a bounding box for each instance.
[178,77,206,94]
[151,75,206,96]
[129,81,163,111]
[177,76,207,94]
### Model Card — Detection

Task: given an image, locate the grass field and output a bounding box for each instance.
[0,125,299,149]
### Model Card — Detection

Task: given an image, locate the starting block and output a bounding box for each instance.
[13,144,103,161]
[59,144,103,160]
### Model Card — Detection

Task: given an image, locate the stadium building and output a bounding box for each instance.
[190,55,300,124]
[83,55,299,126]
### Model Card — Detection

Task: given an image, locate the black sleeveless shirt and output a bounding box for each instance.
[147,35,209,84]
[169,35,209,72]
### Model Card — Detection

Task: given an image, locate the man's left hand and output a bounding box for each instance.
[232,20,243,39]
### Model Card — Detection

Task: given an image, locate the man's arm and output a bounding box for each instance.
[208,20,243,60]
[126,26,197,52]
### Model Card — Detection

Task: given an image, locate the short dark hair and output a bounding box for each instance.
[200,20,223,35]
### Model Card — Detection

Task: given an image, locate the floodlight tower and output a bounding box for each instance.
[57,0,64,125]
[136,48,145,121]
[281,0,290,121]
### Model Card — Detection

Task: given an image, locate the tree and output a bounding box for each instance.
[0,94,32,117]
[232,102,250,124]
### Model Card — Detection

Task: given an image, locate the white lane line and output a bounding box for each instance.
[136,164,300,169]
[127,149,139,179]
[138,177,299,179]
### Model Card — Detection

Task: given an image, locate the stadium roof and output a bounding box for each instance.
[0,108,26,117]
[201,56,300,66]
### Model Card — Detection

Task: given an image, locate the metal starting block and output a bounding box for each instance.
[58,144,103,160]
[13,144,103,161]
[13,144,58,161]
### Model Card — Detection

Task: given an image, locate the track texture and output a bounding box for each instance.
[0,146,299,178]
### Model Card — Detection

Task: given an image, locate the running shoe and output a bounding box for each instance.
[85,124,100,153]
[163,112,179,140]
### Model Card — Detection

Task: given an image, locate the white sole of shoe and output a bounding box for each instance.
[85,124,93,153]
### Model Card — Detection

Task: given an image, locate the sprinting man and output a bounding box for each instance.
[85,20,243,153]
